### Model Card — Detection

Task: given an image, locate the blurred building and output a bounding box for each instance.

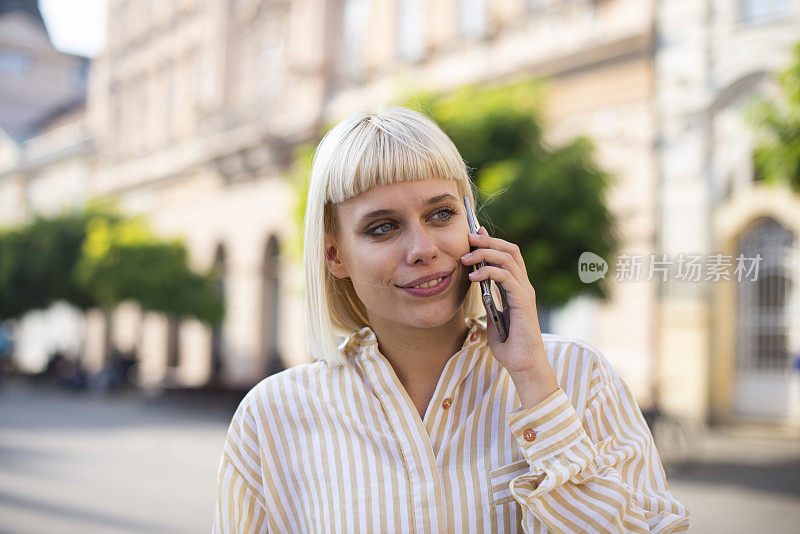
[0,0,92,371]
[656,0,800,426]
[2,0,798,428]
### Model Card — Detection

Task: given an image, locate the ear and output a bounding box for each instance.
[323,237,349,279]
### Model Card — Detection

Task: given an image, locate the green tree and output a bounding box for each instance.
[747,42,800,194]
[75,214,223,324]
[0,208,223,359]
[0,209,116,318]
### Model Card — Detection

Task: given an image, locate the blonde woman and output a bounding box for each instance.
[214,107,690,533]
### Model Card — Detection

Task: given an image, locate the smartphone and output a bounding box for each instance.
[463,195,509,343]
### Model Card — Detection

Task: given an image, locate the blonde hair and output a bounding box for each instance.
[302,106,485,366]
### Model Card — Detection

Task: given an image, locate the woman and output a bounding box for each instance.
[214,107,690,533]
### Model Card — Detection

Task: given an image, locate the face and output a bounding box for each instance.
[324,178,473,331]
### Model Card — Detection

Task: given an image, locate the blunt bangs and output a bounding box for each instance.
[322,110,471,205]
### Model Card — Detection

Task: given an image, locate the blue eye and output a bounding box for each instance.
[368,222,395,236]
[433,208,456,221]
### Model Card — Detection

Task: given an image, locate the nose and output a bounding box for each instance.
[405,223,439,265]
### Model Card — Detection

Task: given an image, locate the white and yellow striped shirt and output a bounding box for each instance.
[214,317,690,533]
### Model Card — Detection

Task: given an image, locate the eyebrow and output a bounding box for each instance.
[355,193,459,226]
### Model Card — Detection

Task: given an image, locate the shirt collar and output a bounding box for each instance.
[338,315,487,363]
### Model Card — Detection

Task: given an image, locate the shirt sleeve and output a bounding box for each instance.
[504,359,691,533]
[214,453,268,533]
[213,393,272,534]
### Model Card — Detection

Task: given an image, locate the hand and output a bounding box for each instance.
[461,227,559,408]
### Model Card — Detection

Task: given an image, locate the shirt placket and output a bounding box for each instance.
[354,323,484,534]
[422,325,483,464]
[358,344,446,533]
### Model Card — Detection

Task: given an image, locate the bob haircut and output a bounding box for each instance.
[303,106,486,366]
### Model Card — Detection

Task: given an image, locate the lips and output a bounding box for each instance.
[399,270,454,288]
[409,276,445,289]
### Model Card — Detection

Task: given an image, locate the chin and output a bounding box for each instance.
[402,303,461,328]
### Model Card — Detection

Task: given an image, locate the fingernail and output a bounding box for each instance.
[468,271,477,278]
[461,253,471,259]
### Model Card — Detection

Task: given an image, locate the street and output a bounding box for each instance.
[1,375,799,533]
[0,376,237,534]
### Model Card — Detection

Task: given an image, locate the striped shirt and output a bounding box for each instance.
[214,317,690,533]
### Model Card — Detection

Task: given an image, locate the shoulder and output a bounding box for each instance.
[221,362,331,469]
[232,361,330,423]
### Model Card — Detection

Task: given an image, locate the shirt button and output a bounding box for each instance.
[523,429,537,442]
[442,397,452,409]
[469,331,478,342]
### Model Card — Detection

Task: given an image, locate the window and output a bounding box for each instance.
[753,152,765,183]
[459,0,486,40]
[167,316,180,368]
[118,0,130,43]
[110,82,123,144]
[164,63,177,141]
[397,0,425,62]
[736,217,798,373]
[341,0,370,80]
[741,0,792,24]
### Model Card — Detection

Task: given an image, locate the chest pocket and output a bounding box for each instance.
[489,458,530,505]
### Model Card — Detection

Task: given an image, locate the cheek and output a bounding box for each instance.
[350,247,398,282]
[443,226,470,256]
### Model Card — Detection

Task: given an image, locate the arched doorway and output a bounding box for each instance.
[733,217,800,422]
[209,244,227,385]
[166,315,180,369]
[260,235,283,376]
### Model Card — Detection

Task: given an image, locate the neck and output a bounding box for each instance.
[367,309,471,409]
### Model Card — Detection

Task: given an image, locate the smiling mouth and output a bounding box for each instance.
[398,271,455,297]
[409,277,445,289]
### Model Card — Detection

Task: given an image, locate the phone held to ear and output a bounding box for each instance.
[463,195,509,343]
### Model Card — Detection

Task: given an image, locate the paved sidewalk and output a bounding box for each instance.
[665,424,800,534]
[0,375,239,534]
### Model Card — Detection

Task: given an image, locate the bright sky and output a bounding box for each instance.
[38,0,107,58]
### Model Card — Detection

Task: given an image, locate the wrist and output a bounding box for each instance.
[509,367,559,411]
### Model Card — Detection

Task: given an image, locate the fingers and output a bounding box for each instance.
[469,264,535,308]
[468,227,526,274]
[468,264,515,286]
[461,247,525,286]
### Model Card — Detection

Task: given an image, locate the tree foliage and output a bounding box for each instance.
[0,211,104,318]
[747,42,800,194]
[0,207,223,325]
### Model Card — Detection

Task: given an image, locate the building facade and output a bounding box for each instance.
[655,0,800,425]
[0,2,92,372]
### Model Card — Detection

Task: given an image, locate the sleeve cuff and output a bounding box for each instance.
[505,387,593,466]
